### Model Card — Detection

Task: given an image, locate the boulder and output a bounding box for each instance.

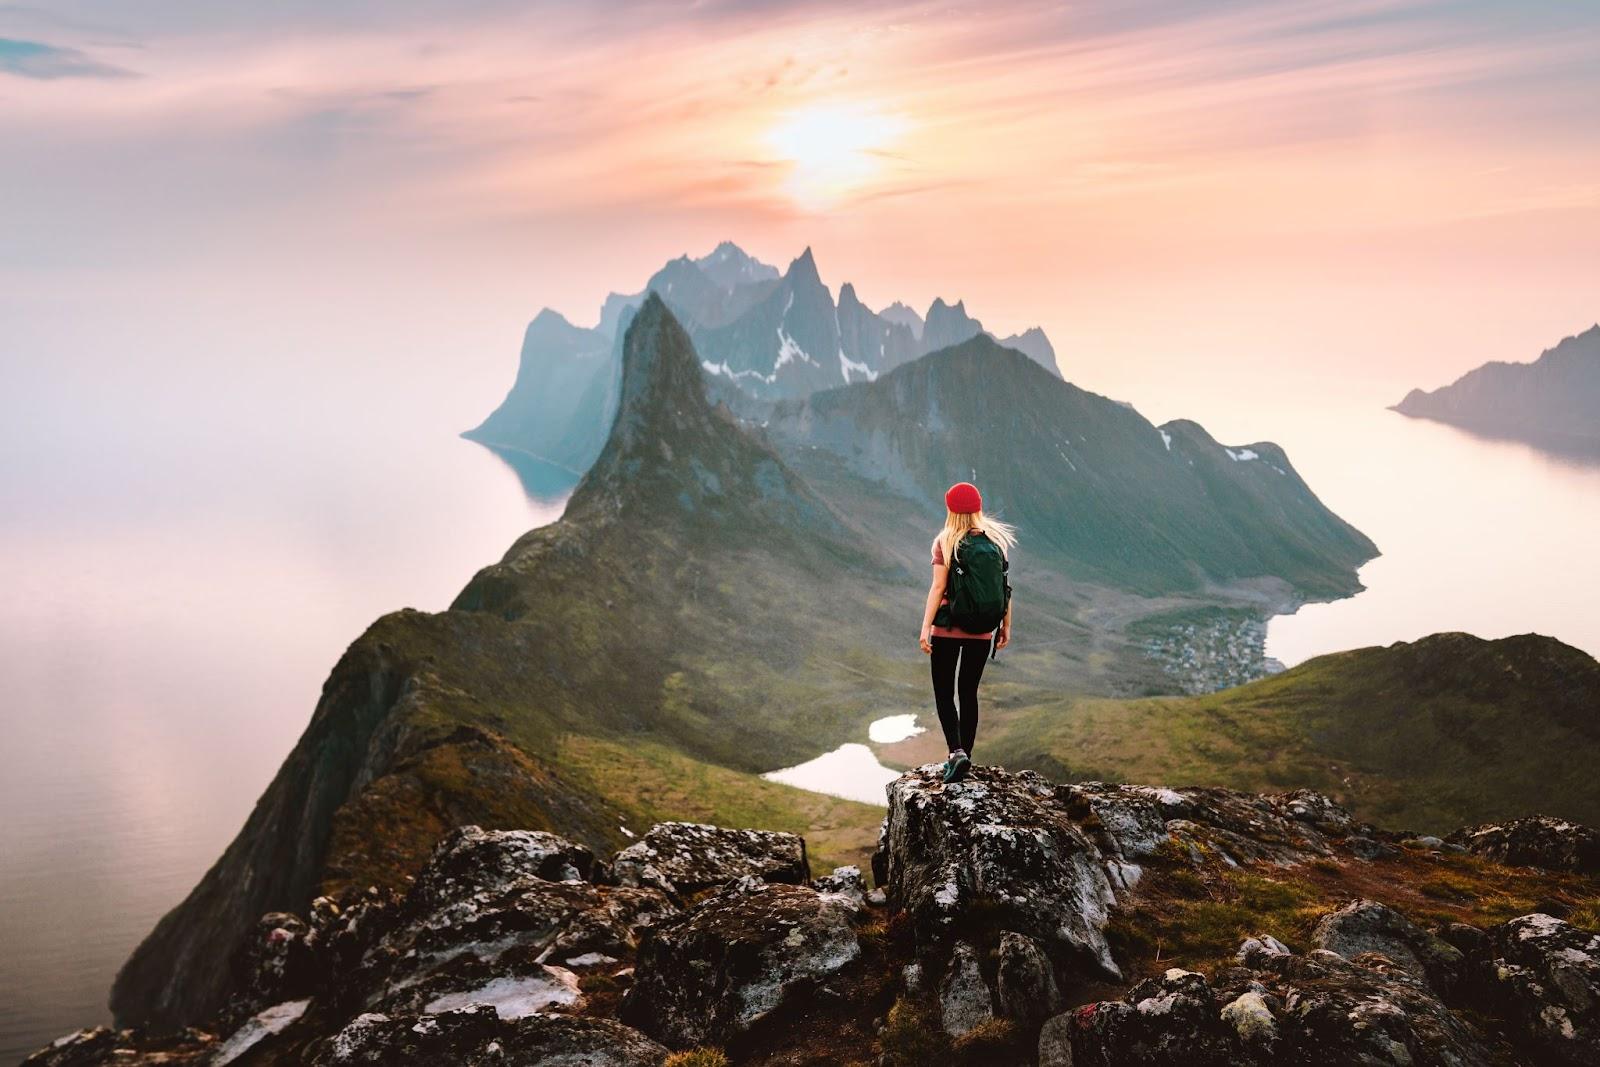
[1219,989,1278,1052]
[1235,934,1291,966]
[1062,781,1357,874]
[812,864,868,908]
[1311,898,1465,994]
[316,1007,668,1066]
[611,821,809,898]
[1252,950,1491,1066]
[881,766,1120,977]
[1042,968,1236,1066]
[938,941,994,1037]
[994,931,1061,1024]
[621,876,860,1047]
[1041,949,1496,1065]
[355,830,672,1011]
[1470,913,1600,1066]
[1448,816,1600,875]
[410,825,596,909]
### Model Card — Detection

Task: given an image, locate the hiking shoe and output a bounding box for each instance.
[946,751,971,783]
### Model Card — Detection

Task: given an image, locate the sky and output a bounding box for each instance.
[4,0,1598,436]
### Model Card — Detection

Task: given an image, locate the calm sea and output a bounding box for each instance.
[1,386,1595,1060]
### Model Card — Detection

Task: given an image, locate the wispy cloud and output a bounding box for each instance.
[0,37,134,79]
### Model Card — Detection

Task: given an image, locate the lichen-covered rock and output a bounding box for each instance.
[938,941,994,1037]
[611,821,809,898]
[1235,934,1291,966]
[1043,950,1495,1066]
[213,999,312,1065]
[375,962,586,1020]
[411,825,597,910]
[1312,898,1465,994]
[21,1026,217,1066]
[1036,1011,1075,1067]
[882,766,1120,977]
[316,1007,668,1065]
[1045,968,1237,1066]
[1219,989,1278,1051]
[994,931,1061,1024]
[1253,950,1491,1065]
[1448,816,1600,875]
[812,864,867,908]
[1061,780,1363,893]
[621,876,859,1047]
[1470,913,1600,1066]
[353,827,672,1013]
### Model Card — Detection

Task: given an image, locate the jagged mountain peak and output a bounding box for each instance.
[878,300,925,339]
[566,294,838,532]
[785,246,823,287]
[695,241,779,288]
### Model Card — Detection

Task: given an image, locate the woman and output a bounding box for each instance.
[918,481,1015,783]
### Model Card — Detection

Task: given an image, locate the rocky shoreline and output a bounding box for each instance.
[29,766,1600,1065]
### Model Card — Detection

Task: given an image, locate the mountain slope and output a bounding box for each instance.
[766,333,1375,598]
[1393,324,1600,447]
[110,295,909,1031]
[983,631,1600,833]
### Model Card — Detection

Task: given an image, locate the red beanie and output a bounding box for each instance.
[944,481,982,514]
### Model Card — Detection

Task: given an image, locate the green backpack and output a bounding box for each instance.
[936,532,1011,635]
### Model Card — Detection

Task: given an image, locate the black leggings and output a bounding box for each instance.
[930,636,991,755]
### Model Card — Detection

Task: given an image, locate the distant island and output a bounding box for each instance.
[1392,324,1600,452]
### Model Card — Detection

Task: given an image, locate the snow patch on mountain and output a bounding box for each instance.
[839,348,878,384]
[1226,448,1260,462]
[774,327,817,376]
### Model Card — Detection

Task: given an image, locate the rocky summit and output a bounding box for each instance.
[30,765,1600,1065]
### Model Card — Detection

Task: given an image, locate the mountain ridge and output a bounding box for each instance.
[1392,323,1600,448]
[766,332,1376,598]
[464,242,1064,470]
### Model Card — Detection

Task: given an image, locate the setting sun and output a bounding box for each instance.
[766,101,909,208]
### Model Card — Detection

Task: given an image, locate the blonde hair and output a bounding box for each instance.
[937,509,1016,566]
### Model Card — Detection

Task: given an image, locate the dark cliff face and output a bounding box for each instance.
[108,610,633,1030]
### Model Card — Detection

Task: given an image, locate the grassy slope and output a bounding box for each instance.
[557,735,881,876]
[984,631,1600,834]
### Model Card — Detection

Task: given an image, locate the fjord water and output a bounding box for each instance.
[1258,406,1600,667]
[0,395,574,1060]
[2,376,1598,1060]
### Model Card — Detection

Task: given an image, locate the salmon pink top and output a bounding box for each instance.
[930,536,1002,640]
